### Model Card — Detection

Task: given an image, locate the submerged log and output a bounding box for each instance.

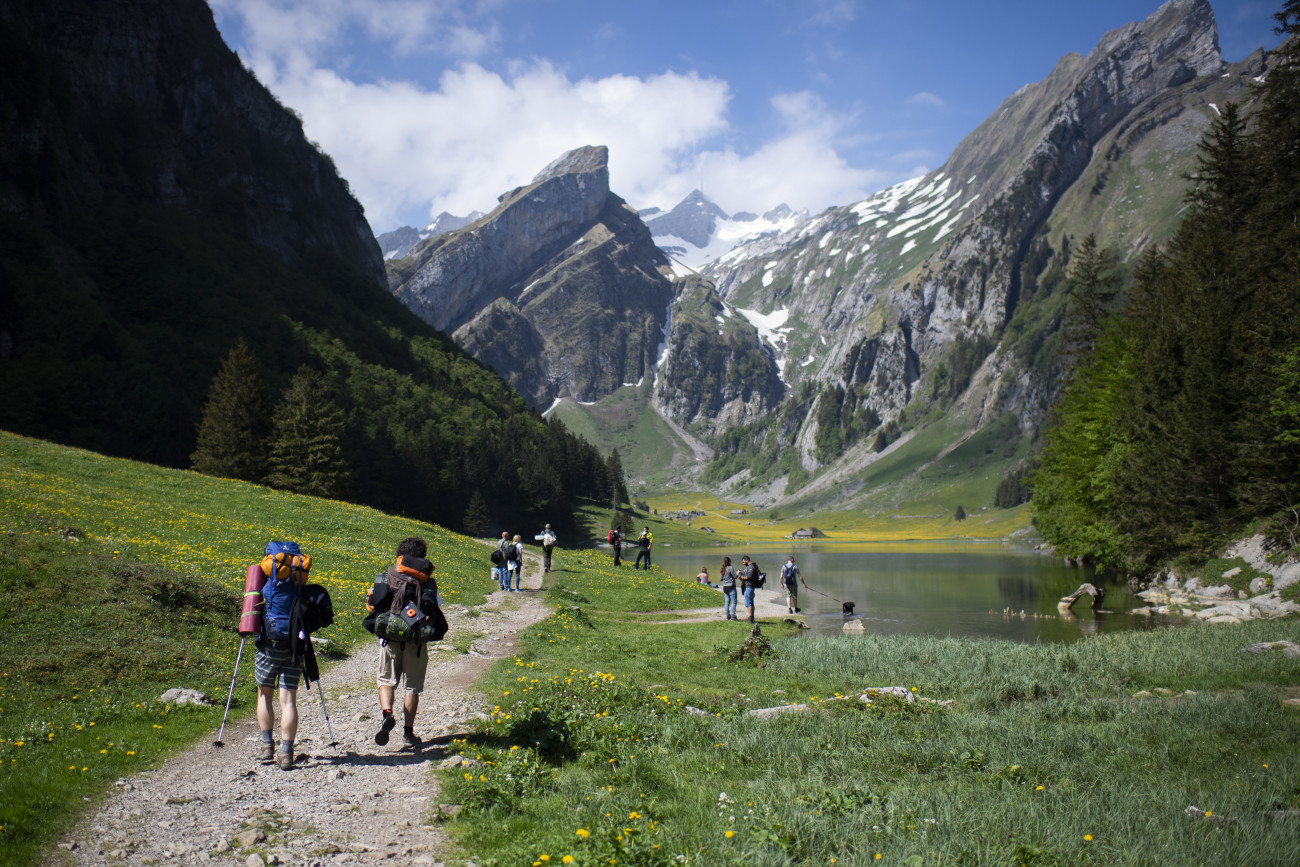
[1058,583,1106,611]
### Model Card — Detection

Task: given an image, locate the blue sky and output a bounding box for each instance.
[209,0,1284,234]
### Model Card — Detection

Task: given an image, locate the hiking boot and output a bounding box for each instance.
[276,749,295,771]
[403,729,421,745]
[257,742,275,762]
[375,714,396,746]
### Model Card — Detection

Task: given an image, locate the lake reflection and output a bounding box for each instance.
[651,542,1162,643]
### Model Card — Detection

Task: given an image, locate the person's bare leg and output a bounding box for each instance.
[278,688,298,742]
[256,686,275,731]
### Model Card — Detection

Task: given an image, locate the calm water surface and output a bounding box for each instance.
[651,542,1163,643]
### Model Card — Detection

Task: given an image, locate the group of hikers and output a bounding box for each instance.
[696,554,808,622]
[243,526,812,771]
[241,535,448,771]
[606,525,654,569]
[489,524,558,590]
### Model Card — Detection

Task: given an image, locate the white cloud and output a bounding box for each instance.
[213,0,898,231]
[906,91,947,108]
[210,0,492,60]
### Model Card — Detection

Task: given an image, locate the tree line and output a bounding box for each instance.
[1033,2,1300,572]
[191,335,628,538]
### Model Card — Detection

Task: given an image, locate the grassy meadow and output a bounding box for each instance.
[5,430,1300,866]
[446,561,1300,866]
[0,431,498,864]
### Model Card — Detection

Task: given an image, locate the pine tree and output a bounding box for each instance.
[190,339,269,482]
[265,365,350,499]
[1060,233,1120,369]
[606,449,629,507]
[462,489,490,537]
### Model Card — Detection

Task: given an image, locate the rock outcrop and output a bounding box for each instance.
[388,146,677,408]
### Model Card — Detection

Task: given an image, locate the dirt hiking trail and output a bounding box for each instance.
[60,554,549,866]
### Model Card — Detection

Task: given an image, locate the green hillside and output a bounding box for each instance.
[0,0,612,537]
[0,430,498,862]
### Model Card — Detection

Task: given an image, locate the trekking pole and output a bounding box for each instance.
[213,636,246,748]
[304,640,338,747]
[313,679,338,747]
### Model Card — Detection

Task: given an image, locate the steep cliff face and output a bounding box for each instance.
[389,146,678,409]
[653,276,785,428]
[683,0,1268,502]
[0,0,384,285]
[390,146,614,333]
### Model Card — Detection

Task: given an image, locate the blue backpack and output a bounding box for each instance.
[261,541,310,644]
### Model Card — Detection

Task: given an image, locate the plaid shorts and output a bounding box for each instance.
[254,643,302,691]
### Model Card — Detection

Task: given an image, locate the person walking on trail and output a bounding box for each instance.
[610,526,624,567]
[494,531,512,591]
[507,534,524,591]
[780,556,807,614]
[254,599,302,772]
[739,555,760,623]
[370,536,444,747]
[719,556,739,620]
[634,527,653,569]
[539,524,557,573]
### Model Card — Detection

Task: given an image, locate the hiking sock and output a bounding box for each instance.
[260,730,274,744]
[280,739,294,755]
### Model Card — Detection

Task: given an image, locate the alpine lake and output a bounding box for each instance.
[650,542,1166,643]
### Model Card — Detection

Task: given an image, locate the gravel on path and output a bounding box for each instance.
[64,555,549,866]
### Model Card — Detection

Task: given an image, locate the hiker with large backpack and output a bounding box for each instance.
[362,536,448,747]
[251,541,317,770]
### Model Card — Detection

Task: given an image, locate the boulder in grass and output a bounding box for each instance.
[1243,640,1300,658]
[159,688,212,706]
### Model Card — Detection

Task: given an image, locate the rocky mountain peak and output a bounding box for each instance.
[532,145,610,185]
[646,189,730,248]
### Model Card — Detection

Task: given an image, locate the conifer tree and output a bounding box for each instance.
[190,339,269,482]
[606,449,629,507]
[462,489,490,537]
[1060,233,1120,368]
[265,365,350,499]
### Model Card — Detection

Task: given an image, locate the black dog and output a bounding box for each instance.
[842,601,856,615]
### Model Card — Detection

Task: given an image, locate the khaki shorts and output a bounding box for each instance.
[377,640,429,694]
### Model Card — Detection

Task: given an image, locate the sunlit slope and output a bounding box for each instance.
[0,430,498,624]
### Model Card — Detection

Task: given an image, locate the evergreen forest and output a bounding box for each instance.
[1033,3,1300,572]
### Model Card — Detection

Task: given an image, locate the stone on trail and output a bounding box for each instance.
[233,828,266,847]
[245,854,265,867]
